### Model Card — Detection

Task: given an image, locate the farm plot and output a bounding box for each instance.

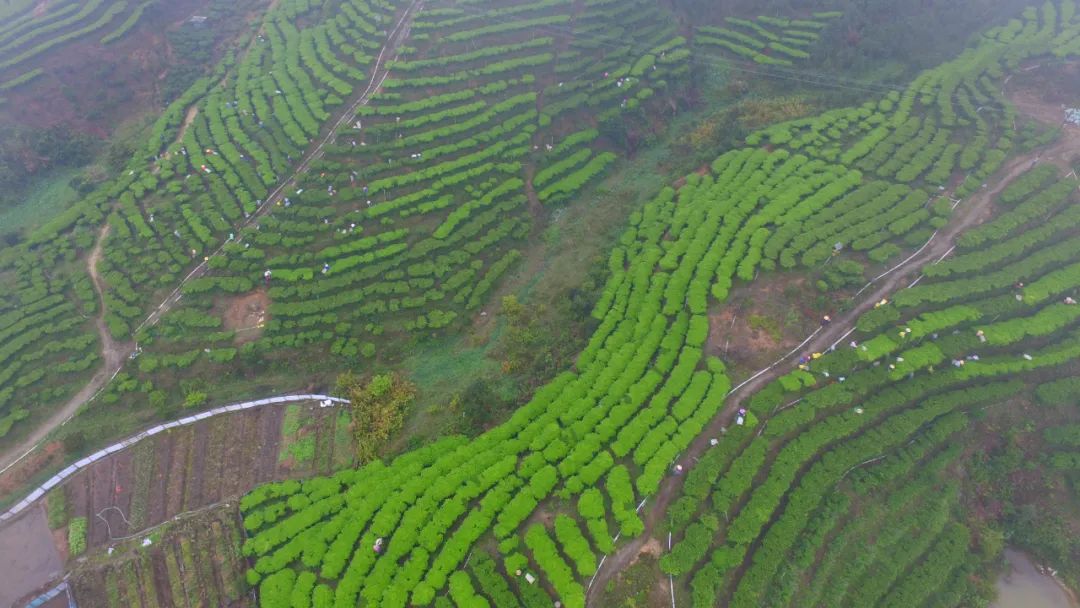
[69,504,250,608]
[57,401,349,554]
[235,3,1080,606]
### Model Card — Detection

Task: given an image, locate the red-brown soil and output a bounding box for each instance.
[220,288,270,344]
[707,274,818,372]
[0,0,209,137]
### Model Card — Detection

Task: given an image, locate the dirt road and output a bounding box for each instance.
[585,113,1080,606]
[0,1,421,477]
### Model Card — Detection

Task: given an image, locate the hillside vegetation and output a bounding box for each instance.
[233,2,1080,607]
[2,0,1080,607]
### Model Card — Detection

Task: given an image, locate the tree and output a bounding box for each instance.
[337,371,416,463]
[456,379,504,435]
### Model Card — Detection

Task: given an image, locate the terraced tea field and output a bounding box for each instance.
[2,0,1080,607]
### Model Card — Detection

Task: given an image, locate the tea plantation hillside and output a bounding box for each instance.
[3,0,1080,607]
[0,0,691,451]
[233,2,1080,607]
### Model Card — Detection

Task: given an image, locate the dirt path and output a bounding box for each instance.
[585,109,1080,607]
[0,224,134,478]
[523,164,544,217]
[88,224,135,372]
[0,1,422,478]
[172,105,198,149]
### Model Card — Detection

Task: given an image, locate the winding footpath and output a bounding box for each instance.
[585,114,1080,606]
[0,0,422,478]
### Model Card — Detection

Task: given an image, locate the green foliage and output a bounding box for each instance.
[46,490,68,529]
[68,516,87,556]
[337,371,416,464]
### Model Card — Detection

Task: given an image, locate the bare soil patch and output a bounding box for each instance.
[636,537,662,561]
[0,507,63,607]
[220,288,270,344]
[0,0,234,137]
[707,274,817,372]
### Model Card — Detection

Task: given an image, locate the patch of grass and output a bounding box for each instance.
[105,569,122,607]
[0,167,81,237]
[284,436,315,466]
[137,553,161,608]
[748,314,783,342]
[69,516,88,556]
[396,334,501,446]
[163,543,186,606]
[128,440,155,529]
[331,408,354,469]
[45,489,68,529]
[599,553,661,608]
[280,404,301,437]
[278,404,310,465]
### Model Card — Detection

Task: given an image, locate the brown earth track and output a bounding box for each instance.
[148,429,173,526]
[586,92,1080,606]
[151,550,173,607]
[164,429,191,519]
[106,449,136,539]
[185,427,208,511]
[87,456,113,547]
[221,411,250,498]
[256,405,285,481]
[204,416,228,504]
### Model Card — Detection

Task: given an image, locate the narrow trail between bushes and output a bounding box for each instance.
[586,103,1080,606]
[0,1,421,480]
[0,224,133,477]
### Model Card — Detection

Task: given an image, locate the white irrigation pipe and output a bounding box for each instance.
[829,327,857,352]
[935,245,957,264]
[855,229,940,297]
[0,394,348,524]
[586,554,608,593]
[668,532,675,608]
